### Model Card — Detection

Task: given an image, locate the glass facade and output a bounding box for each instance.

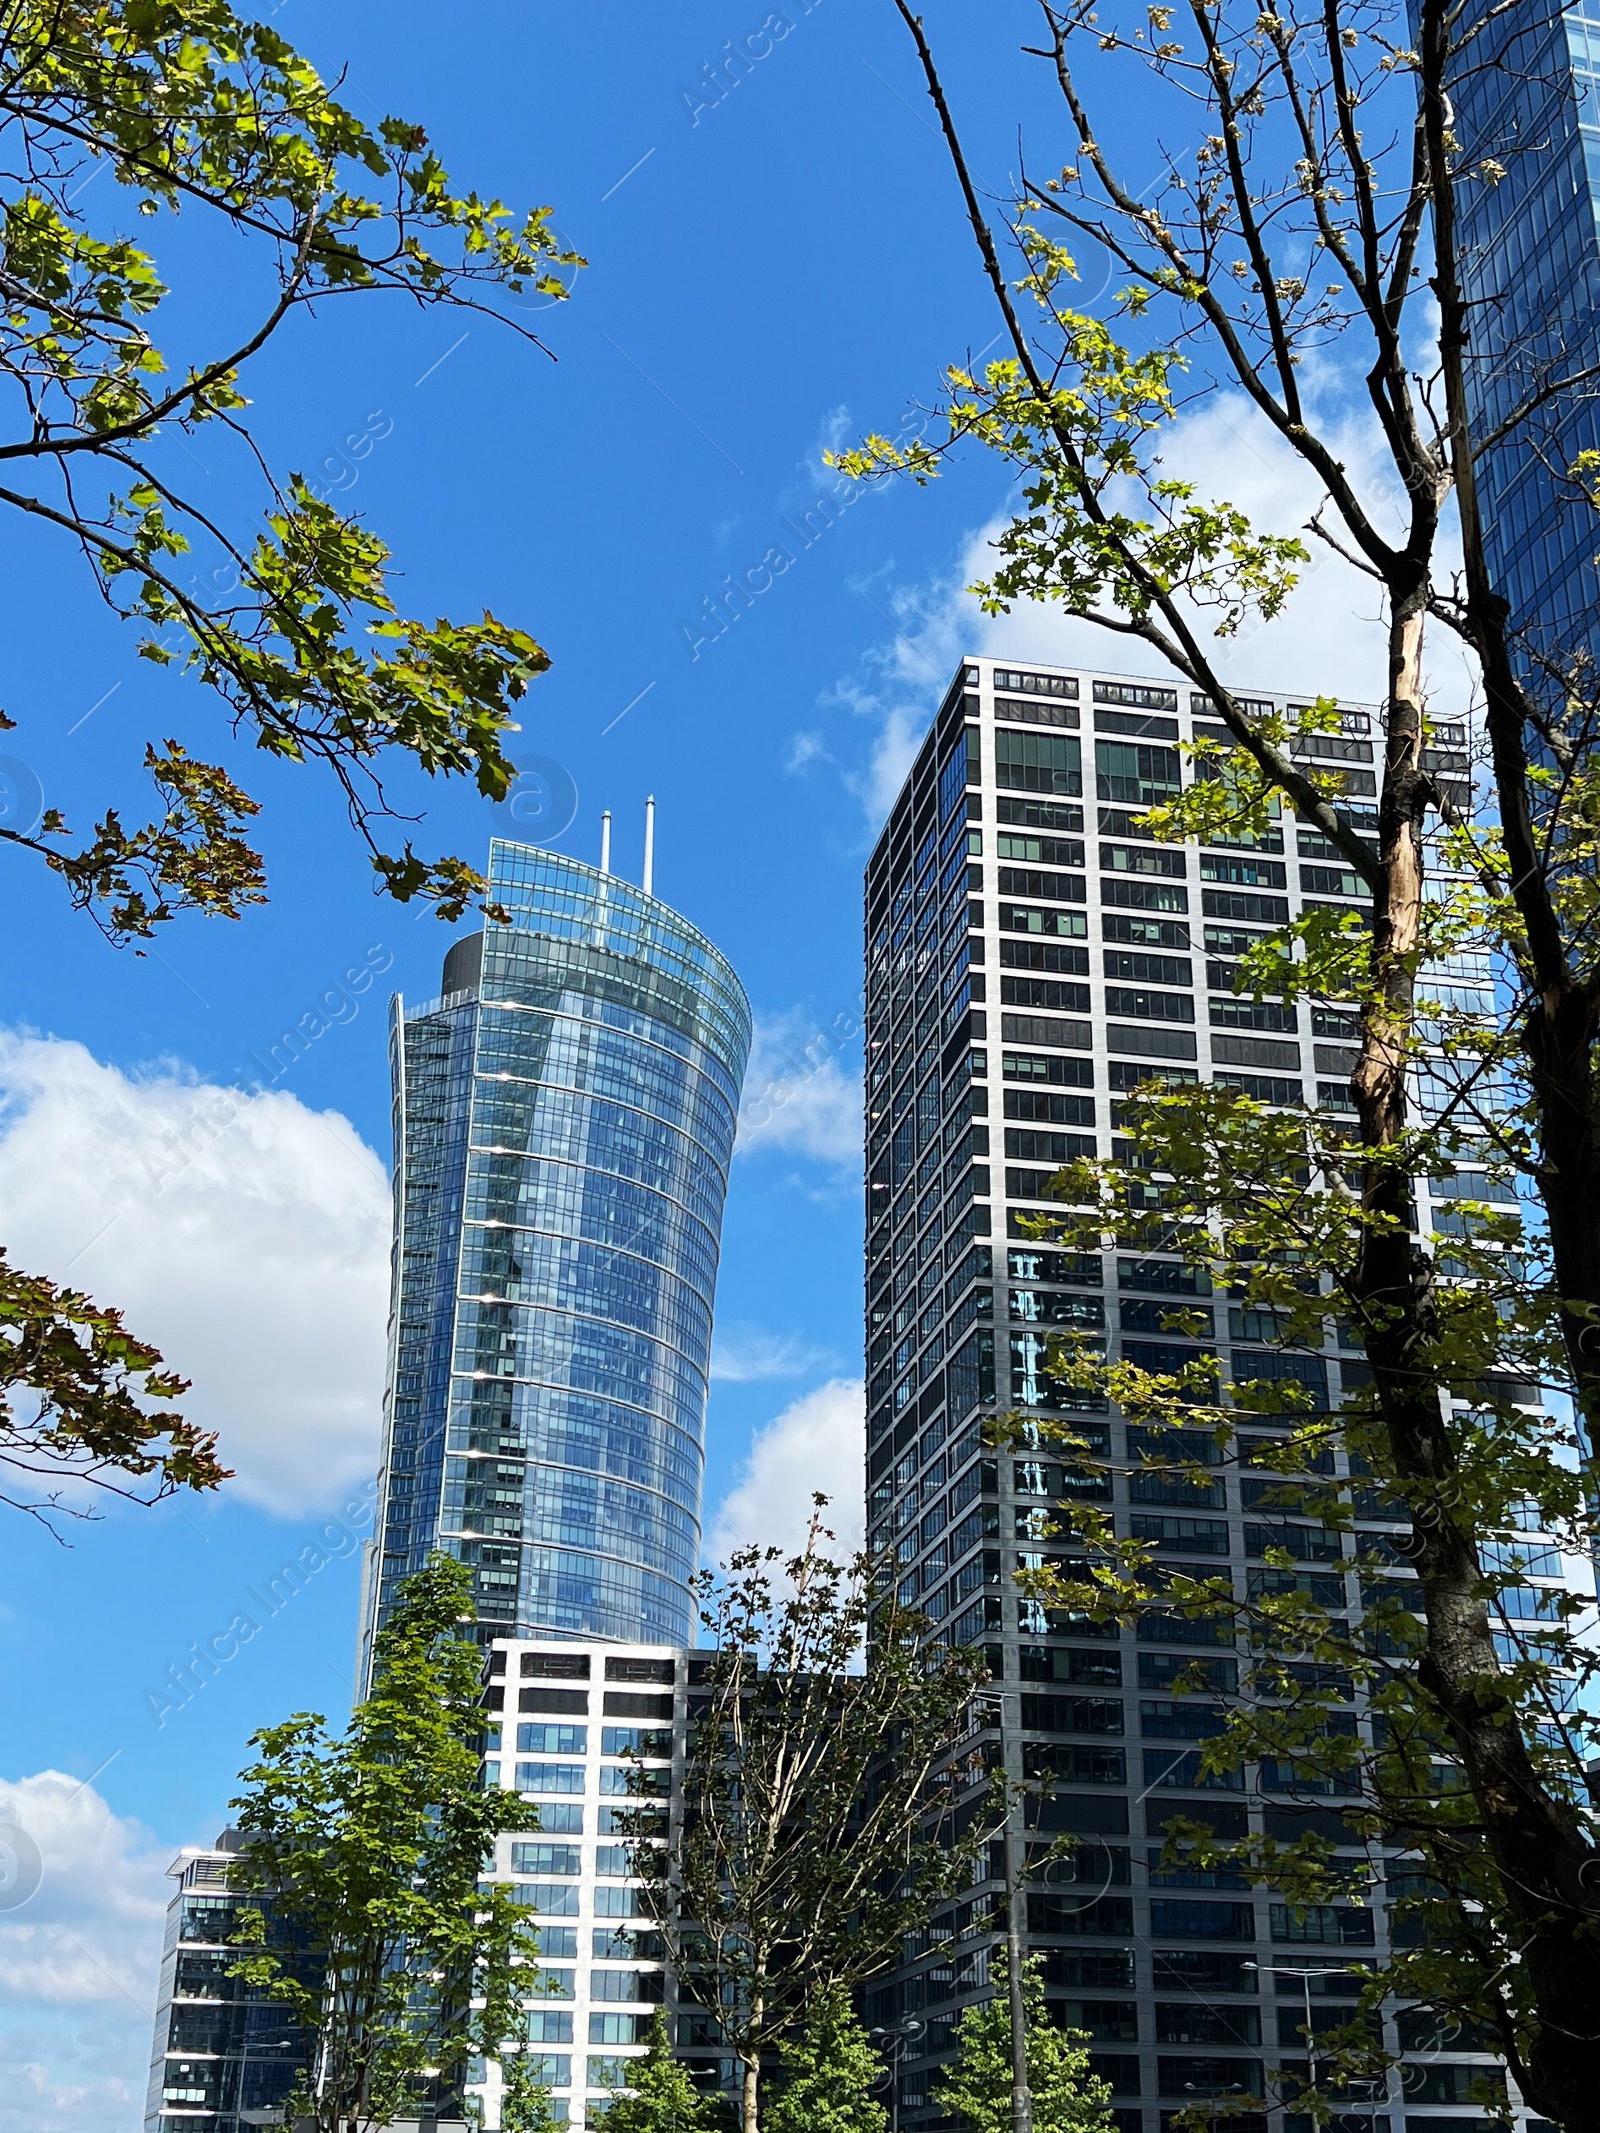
[1446,0,1600,686]
[862,661,1546,2133]
[144,1840,313,2133]
[363,839,750,1669]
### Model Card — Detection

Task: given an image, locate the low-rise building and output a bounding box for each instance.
[144,1832,310,2133]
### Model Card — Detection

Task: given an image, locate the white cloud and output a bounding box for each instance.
[825,580,971,825]
[709,1326,833,1384]
[709,1377,866,1560]
[798,406,854,494]
[1093,390,1475,712]
[782,729,828,773]
[860,698,926,823]
[839,387,1479,828]
[0,1772,171,2133]
[0,1031,389,1518]
[737,1011,861,1170]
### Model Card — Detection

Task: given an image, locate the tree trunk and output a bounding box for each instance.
[1352,588,1600,2127]
[1522,988,1600,1442]
[741,2052,760,2133]
[1468,547,1600,1460]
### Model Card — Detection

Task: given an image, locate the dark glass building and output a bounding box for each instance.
[1447,0,1600,687]
[144,1835,312,2133]
[861,659,1545,2133]
[360,838,750,1674]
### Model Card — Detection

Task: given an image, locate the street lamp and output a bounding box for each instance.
[870,2016,926,2133]
[235,2034,298,2127]
[1184,2078,1246,2133]
[1243,1960,1372,2117]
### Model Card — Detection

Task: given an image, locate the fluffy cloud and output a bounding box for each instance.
[0,1772,171,2133]
[840,386,1479,827]
[736,1010,861,1170]
[709,1377,866,1560]
[0,1032,390,1518]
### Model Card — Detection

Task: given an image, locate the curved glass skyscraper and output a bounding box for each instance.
[361,839,750,1672]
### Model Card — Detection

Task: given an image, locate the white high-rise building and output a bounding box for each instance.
[474,1637,709,2130]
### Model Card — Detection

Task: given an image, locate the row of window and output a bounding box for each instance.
[448,1300,707,1417]
[461,1159,722,1298]
[456,1233,715,1357]
[513,1723,674,1758]
[464,1121,729,1239]
[490,1793,664,1831]
[988,837,1366,898]
[526,1964,663,2001]
[442,1384,704,1505]
[1007,1292,1370,1343]
[508,1842,648,1877]
[490,2050,666,2092]
[470,1017,738,1142]
[508,1926,660,1962]
[467,1066,731,1171]
[477,886,750,1078]
[499,1882,653,1918]
[876,865,1369,1025]
[1017,1890,1378,1941]
[522,2011,663,2043]
[877,1427,1412,1559]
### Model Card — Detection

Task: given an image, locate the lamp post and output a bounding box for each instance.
[869,2017,926,2133]
[1184,2078,1246,2133]
[1001,1800,1035,2133]
[1243,1960,1372,2117]
[996,1686,1035,2133]
[234,2035,297,2127]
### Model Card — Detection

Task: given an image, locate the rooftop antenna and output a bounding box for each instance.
[643,795,656,896]
[600,810,612,875]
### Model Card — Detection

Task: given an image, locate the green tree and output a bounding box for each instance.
[766,1987,889,2133]
[936,1951,1114,2133]
[600,2009,721,2133]
[634,1504,993,2133]
[496,2048,564,2133]
[0,0,578,1527]
[837,3,1600,2116]
[227,1555,543,2131]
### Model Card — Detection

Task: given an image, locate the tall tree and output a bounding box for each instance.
[632,1506,993,2133]
[841,0,1600,1451]
[227,1555,542,2131]
[936,1949,1115,2133]
[0,0,577,1526]
[836,2,1600,2114]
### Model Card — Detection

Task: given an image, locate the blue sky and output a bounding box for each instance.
[2,0,1001,1809]
[0,6,1427,2123]
[0,10,1050,2119]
